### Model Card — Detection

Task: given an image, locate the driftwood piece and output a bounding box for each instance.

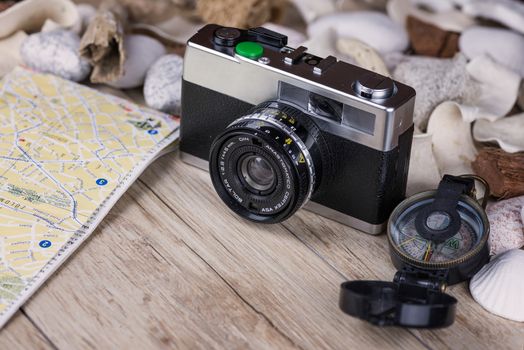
[196,0,285,28]
[472,147,524,199]
[79,0,128,83]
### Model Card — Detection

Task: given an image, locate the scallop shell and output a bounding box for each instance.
[0,0,78,39]
[470,249,524,322]
[473,113,524,153]
[426,101,477,175]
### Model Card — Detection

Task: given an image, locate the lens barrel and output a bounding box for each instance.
[209,101,328,223]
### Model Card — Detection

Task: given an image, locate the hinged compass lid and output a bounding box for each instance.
[339,175,490,328]
[339,269,457,328]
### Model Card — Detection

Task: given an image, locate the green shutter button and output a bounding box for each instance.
[235,41,264,59]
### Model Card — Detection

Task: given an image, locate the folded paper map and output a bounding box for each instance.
[0,68,179,327]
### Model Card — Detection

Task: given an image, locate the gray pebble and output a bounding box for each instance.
[143,54,184,114]
[20,29,91,82]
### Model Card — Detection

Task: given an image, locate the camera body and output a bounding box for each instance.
[180,24,415,234]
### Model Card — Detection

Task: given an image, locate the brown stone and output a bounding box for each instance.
[406,15,459,58]
[0,1,15,13]
[472,148,524,199]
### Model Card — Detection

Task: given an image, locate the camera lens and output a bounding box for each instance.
[209,101,330,223]
[240,155,275,192]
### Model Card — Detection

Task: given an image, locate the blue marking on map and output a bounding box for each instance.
[148,129,158,135]
[96,178,108,186]
[39,240,52,248]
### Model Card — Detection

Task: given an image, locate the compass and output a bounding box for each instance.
[339,175,490,328]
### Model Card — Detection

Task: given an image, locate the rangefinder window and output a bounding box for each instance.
[278,82,342,123]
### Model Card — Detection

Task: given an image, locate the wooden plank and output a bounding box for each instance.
[281,188,524,349]
[137,155,428,349]
[0,311,54,349]
[19,182,299,349]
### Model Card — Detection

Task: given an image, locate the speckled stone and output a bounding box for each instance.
[20,29,91,81]
[143,54,184,114]
[393,54,472,130]
[486,196,524,256]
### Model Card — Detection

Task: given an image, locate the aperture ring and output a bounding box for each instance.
[230,110,316,206]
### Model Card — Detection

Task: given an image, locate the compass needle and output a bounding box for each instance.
[424,242,432,262]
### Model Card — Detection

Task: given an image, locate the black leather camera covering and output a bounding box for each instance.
[180,79,413,225]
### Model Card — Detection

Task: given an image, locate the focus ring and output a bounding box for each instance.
[209,102,325,223]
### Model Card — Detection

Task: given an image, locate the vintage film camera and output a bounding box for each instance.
[180,25,415,234]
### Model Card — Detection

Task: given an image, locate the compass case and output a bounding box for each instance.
[339,175,490,329]
[339,280,457,328]
[387,176,490,285]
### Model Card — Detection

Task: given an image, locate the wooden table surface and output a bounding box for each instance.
[1,151,523,349]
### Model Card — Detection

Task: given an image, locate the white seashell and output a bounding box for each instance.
[406,133,441,196]
[387,0,476,32]
[20,29,91,82]
[426,101,477,175]
[289,0,337,23]
[0,31,27,78]
[143,54,184,114]
[460,54,521,123]
[470,249,524,322]
[300,29,354,64]
[0,0,78,39]
[473,114,524,153]
[485,196,524,256]
[131,16,204,45]
[106,35,166,89]
[461,0,524,35]
[459,27,524,77]
[519,80,524,111]
[308,11,409,54]
[336,37,390,76]
[262,23,306,48]
[71,3,97,35]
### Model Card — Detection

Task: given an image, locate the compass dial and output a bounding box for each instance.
[389,197,487,268]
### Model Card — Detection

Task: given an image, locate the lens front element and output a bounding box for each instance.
[209,102,327,223]
[240,155,276,192]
